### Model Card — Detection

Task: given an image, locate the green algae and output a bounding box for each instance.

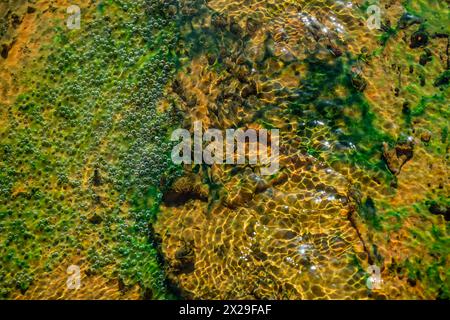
[118,187,179,299]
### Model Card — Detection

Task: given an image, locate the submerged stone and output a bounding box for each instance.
[350,67,367,92]
[419,48,432,66]
[398,13,423,30]
[382,141,414,175]
[428,202,450,221]
[434,70,450,87]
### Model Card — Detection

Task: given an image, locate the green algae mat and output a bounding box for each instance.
[0,0,448,300]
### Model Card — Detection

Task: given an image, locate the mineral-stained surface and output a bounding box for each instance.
[0,0,448,300]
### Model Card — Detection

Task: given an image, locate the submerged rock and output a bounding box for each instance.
[382,141,414,175]
[350,66,367,92]
[173,241,196,275]
[88,212,103,224]
[410,30,429,49]
[428,202,450,221]
[420,131,432,143]
[1,42,12,59]
[92,168,102,186]
[211,13,227,30]
[398,13,422,30]
[162,175,208,207]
